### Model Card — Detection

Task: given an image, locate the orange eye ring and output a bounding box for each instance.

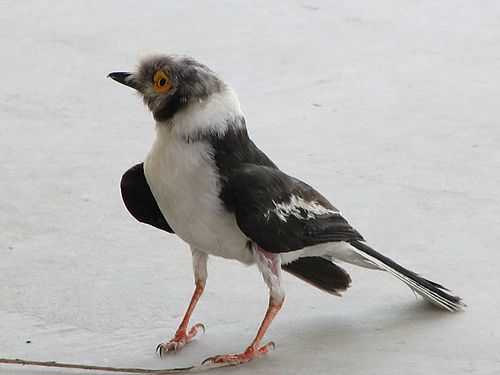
[153,71,173,93]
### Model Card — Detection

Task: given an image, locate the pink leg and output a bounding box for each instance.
[156,248,208,356]
[203,246,284,365]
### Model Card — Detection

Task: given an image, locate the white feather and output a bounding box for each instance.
[144,88,253,264]
[267,195,341,222]
[280,241,380,269]
[282,241,464,311]
[169,87,242,141]
[253,246,284,301]
[347,245,465,311]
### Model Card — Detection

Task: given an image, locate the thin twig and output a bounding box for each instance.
[0,358,232,374]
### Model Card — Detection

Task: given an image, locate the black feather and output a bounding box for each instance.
[282,257,351,295]
[120,163,174,233]
[350,240,463,305]
[221,164,362,252]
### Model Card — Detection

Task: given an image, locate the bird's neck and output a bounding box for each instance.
[155,87,244,143]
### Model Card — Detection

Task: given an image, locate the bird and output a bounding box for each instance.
[108,54,465,365]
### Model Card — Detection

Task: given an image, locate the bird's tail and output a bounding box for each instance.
[349,240,465,312]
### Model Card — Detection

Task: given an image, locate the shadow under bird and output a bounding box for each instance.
[108,54,465,365]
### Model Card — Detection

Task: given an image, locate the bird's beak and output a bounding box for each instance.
[108,72,140,90]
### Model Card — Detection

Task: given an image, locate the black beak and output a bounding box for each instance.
[108,72,138,90]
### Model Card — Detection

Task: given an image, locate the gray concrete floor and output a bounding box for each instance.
[1,1,499,374]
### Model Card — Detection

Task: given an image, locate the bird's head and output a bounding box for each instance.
[108,54,225,122]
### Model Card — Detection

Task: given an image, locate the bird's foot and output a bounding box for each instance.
[156,323,205,357]
[202,341,275,365]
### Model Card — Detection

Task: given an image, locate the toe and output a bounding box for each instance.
[202,341,276,365]
[156,323,206,357]
[187,323,205,339]
[156,340,183,356]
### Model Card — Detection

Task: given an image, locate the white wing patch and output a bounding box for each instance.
[266,195,340,222]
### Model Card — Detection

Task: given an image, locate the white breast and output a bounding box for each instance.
[143,89,254,264]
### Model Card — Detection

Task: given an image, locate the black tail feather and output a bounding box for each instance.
[350,240,465,311]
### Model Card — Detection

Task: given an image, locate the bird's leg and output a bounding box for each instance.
[156,248,208,356]
[203,246,284,365]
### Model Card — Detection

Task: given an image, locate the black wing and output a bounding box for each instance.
[221,165,363,253]
[120,163,174,233]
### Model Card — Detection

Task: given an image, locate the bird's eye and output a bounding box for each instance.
[153,71,173,93]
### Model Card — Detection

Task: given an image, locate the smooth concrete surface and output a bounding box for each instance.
[1,1,499,374]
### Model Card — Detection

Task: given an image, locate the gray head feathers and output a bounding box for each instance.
[110,54,226,122]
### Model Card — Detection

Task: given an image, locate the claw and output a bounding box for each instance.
[156,323,206,357]
[201,356,216,366]
[266,341,275,351]
[156,342,163,355]
[201,341,276,365]
[156,339,181,357]
[189,323,205,336]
